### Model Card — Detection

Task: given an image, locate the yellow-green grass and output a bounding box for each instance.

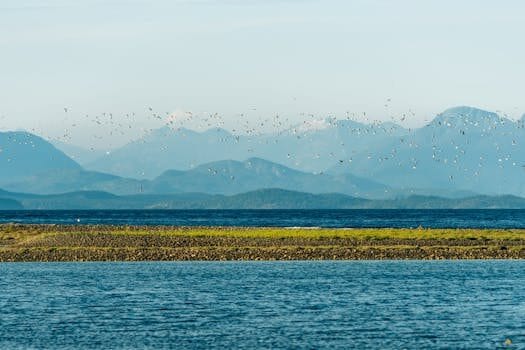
[2,225,525,245]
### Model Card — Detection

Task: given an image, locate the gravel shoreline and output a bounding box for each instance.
[1,225,524,261]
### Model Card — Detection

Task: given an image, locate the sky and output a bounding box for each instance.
[1,0,524,149]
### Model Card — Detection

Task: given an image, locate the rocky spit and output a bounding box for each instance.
[1,225,524,262]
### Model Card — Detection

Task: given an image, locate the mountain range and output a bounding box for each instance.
[0,157,390,199]
[83,118,408,178]
[80,106,525,197]
[0,106,524,203]
[335,107,525,196]
[1,188,525,210]
[0,131,81,184]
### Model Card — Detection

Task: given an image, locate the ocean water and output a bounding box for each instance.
[1,261,524,349]
[1,209,525,228]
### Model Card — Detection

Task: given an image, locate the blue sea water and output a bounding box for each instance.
[1,261,524,349]
[1,209,525,228]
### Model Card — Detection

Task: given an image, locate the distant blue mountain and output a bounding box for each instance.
[330,106,525,196]
[0,197,23,209]
[0,143,391,198]
[51,140,106,165]
[85,120,408,178]
[1,188,524,210]
[0,132,145,195]
[0,131,81,185]
[1,169,145,196]
[149,157,390,198]
[3,106,524,198]
[81,105,525,197]
[85,127,248,179]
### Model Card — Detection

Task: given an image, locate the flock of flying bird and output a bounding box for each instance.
[1,105,524,189]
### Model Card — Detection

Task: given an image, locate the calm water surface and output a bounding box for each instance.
[1,209,525,228]
[1,261,524,349]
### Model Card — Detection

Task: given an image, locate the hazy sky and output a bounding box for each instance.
[1,0,524,148]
